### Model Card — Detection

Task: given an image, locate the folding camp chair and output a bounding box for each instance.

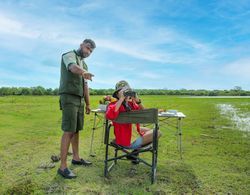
[104,108,159,184]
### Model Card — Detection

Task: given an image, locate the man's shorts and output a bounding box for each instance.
[59,94,84,132]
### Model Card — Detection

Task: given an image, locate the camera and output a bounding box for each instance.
[123,89,136,97]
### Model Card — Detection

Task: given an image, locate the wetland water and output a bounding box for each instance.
[217,103,250,132]
[184,96,250,132]
[185,96,250,98]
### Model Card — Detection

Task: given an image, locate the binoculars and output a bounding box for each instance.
[123,89,136,97]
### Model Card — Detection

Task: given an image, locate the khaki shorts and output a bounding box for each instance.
[59,94,84,132]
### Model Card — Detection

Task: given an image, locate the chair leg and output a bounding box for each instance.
[152,125,158,184]
[114,149,118,164]
[104,143,109,177]
[151,149,156,184]
[104,122,111,177]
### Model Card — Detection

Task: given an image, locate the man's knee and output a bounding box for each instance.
[63,131,75,138]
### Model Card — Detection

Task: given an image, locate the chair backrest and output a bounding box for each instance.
[113,108,158,124]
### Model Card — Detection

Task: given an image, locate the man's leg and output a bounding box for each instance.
[71,131,80,161]
[70,106,92,166]
[58,95,79,178]
[60,132,74,170]
[70,132,92,166]
[58,131,77,179]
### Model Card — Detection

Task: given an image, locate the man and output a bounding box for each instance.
[58,39,96,179]
[106,80,162,163]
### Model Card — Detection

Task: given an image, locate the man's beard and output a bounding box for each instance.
[77,48,89,58]
[82,51,89,58]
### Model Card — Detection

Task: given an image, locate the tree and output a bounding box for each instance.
[234,86,242,91]
[32,86,46,95]
[21,88,32,95]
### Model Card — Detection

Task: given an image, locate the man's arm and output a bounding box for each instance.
[69,64,94,81]
[62,52,94,81]
[84,81,91,114]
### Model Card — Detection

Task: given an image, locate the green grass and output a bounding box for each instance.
[0,95,249,194]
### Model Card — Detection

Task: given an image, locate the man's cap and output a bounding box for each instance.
[112,80,130,98]
[83,39,96,49]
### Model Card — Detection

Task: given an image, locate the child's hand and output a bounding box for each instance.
[132,94,140,104]
[118,88,126,100]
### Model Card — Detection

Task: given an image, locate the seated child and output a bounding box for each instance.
[106,80,161,152]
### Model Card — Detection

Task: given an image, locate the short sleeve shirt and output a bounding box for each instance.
[62,51,88,71]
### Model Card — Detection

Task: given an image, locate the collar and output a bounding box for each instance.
[74,49,83,60]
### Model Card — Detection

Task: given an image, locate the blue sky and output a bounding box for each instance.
[0,0,250,90]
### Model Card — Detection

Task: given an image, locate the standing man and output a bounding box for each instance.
[58,39,96,179]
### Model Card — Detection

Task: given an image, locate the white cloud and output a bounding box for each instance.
[222,58,250,78]
[0,13,40,39]
[0,10,215,67]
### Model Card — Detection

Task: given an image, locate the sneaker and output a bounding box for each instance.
[131,158,140,165]
[72,158,92,166]
[57,168,76,179]
[131,159,140,164]
[126,151,140,164]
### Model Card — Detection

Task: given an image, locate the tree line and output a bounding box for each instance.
[0,86,249,96]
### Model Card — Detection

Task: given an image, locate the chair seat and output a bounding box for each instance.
[110,139,152,151]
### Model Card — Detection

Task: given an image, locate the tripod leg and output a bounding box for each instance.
[89,112,97,157]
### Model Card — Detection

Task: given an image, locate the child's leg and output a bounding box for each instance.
[141,127,162,146]
[140,126,151,134]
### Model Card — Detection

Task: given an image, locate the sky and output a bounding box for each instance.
[0,0,250,90]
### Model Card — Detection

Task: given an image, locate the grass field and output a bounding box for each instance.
[0,95,249,194]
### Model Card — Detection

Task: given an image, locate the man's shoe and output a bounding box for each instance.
[72,158,92,166]
[57,168,76,179]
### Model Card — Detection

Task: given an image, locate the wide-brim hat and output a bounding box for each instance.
[112,80,131,98]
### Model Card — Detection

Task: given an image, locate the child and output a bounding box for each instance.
[106,80,161,161]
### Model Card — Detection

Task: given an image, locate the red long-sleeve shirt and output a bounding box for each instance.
[106,101,144,147]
